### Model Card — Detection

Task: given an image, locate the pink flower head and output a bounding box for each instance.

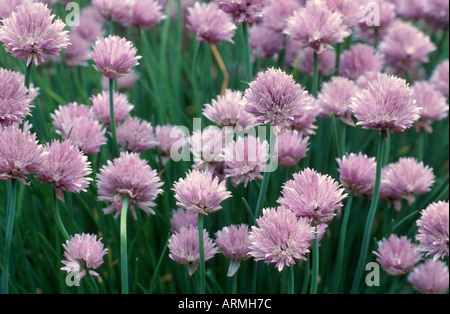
[223,135,269,187]
[284,0,350,54]
[9,70,39,101]
[71,6,105,43]
[274,129,309,169]
[168,225,218,276]
[243,68,313,128]
[190,126,228,175]
[203,90,258,131]
[91,90,134,127]
[423,0,449,31]
[262,0,302,33]
[338,43,384,80]
[380,21,435,75]
[393,0,427,20]
[36,140,92,202]
[0,68,33,126]
[101,71,140,92]
[412,81,448,133]
[61,233,108,280]
[116,117,158,153]
[430,59,449,98]
[0,124,43,184]
[373,234,423,276]
[278,168,347,226]
[249,24,284,61]
[216,0,268,25]
[215,224,251,262]
[97,152,163,219]
[92,35,141,79]
[64,34,91,69]
[336,152,376,197]
[61,117,107,155]
[92,0,134,25]
[170,208,198,233]
[324,0,367,29]
[380,157,435,209]
[292,46,336,77]
[51,102,93,136]
[0,0,70,66]
[249,206,316,272]
[407,259,449,294]
[155,124,188,165]
[172,169,232,215]
[289,97,322,136]
[318,76,359,126]
[416,201,449,261]
[131,0,166,30]
[0,0,26,19]
[187,2,236,45]
[349,73,421,134]
[356,0,396,43]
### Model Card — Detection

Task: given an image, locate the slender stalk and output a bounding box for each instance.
[333,193,354,293]
[53,190,70,241]
[148,233,170,294]
[210,45,229,96]
[231,268,238,294]
[120,197,130,294]
[312,52,319,97]
[332,114,342,158]
[198,213,206,294]
[24,63,32,90]
[242,22,253,83]
[2,179,18,294]
[109,78,119,157]
[335,43,342,75]
[254,125,272,219]
[350,131,387,294]
[301,258,310,294]
[288,265,295,294]
[310,236,319,294]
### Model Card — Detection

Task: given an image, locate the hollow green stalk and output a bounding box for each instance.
[109,78,119,157]
[2,179,18,294]
[310,236,319,294]
[242,22,253,83]
[120,197,130,294]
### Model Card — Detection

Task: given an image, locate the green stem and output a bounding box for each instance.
[53,190,70,241]
[254,125,271,219]
[120,197,130,294]
[148,233,170,294]
[312,52,319,97]
[301,257,310,294]
[310,236,319,294]
[231,269,238,294]
[350,131,387,294]
[288,265,295,294]
[24,63,32,90]
[242,22,253,83]
[333,193,354,294]
[335,43,342,75]
[332,114,342,158]
[198,213,205,294]
[109,78,119,157]
[2,179,18,294]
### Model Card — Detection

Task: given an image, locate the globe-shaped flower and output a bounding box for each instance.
[172,169,232,215]
[92,0,134,25]
[430,59,449,98]
[203,90,258,131]
[278,168,347,226]
[223,135,269,187]
[61,233,108,280]
[92,35,141,79]
[64,34,91,69]
[262,0,301,33]
[190,126,228,175]
[215,224,251,276]
[292,46,336,77]
[380,157,435,209]
[249,24,284,61]
[0,68,33,126]
[130,0,166,30]
[349,73,421,134]
[97,152,164,219]
[274,129,309,169]
[407,259,449,294]
[416,201,449,261]
[289,97,322,136]
[249,206,316,272]
[9,70,40,101]
[0,124,43,184]
[336,152,376,198]
[61,117,107,155]
[116,117,158,153]
[168,225,218,276]
[411,81,448,133]
[216,0,268,25]
[284,0,350,54]
[36,140,93,202]
[380,21,435,75]
[318,76,359,126]
[155,124,188,165]
[324,0,367,29]
[243,68,313,128]
[91,91,134,127]
[338,43,384,80]
[373,234,423,276]
[170,208,198,233]
[51,102,94,135]
[0,0,26,19]
[0,0,70,66]
[71,6,105,44]
[187,2,236,45]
